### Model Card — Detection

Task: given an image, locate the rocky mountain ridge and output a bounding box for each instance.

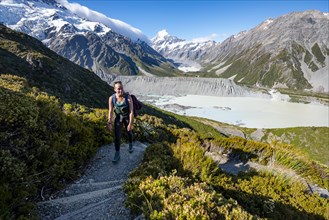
[1,1,328,93]
[152,10,329,93]
[0,0,180,76]
[152,29,217,72]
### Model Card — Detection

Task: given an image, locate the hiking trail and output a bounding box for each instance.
[37,142,147,220]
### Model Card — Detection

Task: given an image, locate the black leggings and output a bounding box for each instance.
[114,116,133,151]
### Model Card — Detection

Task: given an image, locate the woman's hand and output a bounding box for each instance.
[107,122,112,132]
[127,123,133,132]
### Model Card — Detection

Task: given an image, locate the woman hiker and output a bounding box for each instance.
[108,81,134,163]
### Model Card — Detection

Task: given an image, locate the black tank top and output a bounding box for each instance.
[113,94,129,117]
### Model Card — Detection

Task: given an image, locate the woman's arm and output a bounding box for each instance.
[127,94,134,131]
[108,96,113,130]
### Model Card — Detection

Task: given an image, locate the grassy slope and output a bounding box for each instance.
[261,127,329,166]
[0,24,113,108]
[190,116,329,166]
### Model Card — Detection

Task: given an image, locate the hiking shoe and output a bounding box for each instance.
[112,151,120,163]
[129,143,133,153]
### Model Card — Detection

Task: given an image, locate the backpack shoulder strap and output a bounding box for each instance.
[111,94,116,106]
[124,93,130,108]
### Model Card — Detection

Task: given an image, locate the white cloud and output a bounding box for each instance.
[214,33,230,42]
[56,0,149,43]
[191,33,218,43]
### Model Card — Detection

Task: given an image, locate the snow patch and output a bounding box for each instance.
[233,31,247,39]
[269,89,290,101]
[176,60,202,72]
[178,65,201,72]
[153,29,170,41]
[260,18,274,30]
[51,19,69,31]
[75,20,110,35]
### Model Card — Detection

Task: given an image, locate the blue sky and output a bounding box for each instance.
[72,0,328,42]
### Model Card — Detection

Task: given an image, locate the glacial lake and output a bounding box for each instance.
[146,95,329,128]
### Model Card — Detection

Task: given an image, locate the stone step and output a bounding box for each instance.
[54,197,113,220]
[38,185,122,219]
[57,179,125,198]
[54,190,131,220]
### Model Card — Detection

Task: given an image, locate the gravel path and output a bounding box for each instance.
[37,142,147,220]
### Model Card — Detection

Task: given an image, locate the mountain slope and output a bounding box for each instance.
[0,23,112,107]
[152,29,218,72]
[153,11,329,93]
[209,10,329,93]
[0,0,180,77]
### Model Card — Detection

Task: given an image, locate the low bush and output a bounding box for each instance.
[0,75,111,219]
[124,118,329,219]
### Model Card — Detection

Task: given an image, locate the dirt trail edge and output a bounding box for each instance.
[37,141,147,220]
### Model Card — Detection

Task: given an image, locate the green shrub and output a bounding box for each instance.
[0,74,111,219]
[125,122,329,219]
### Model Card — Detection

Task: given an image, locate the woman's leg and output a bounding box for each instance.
[114,117,122,151]
[123,118,133,144]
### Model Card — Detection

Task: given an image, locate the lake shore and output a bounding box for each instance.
[143,94,329,129]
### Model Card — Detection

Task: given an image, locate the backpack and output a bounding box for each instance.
[112,93,143,117]
[130,94,143,117]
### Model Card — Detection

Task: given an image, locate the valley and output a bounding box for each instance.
[0,1,328,219]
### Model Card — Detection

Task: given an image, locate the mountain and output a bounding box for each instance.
[0,23,112,107]
[152,30,218,72]
[0,0,180,77]
[153,11,329,93]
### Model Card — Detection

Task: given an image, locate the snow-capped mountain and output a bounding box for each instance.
[0,0,148,42]
[153,11,329,93]
[152,30,218,72]
[0,0,179,76]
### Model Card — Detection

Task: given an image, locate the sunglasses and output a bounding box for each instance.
[114,81,122,85]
